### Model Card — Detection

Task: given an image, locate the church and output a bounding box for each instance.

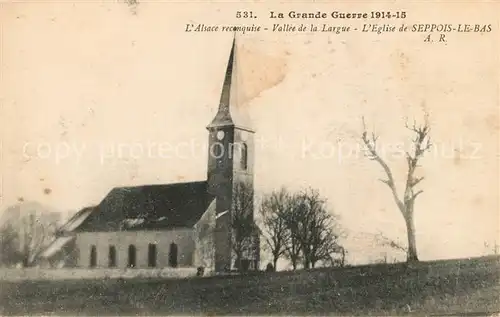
[39,38,261,273]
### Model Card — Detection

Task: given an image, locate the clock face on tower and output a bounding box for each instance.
[216,130,225,140]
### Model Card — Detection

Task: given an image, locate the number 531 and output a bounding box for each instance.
[236,11,255,18]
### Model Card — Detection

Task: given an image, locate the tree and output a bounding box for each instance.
[282,193,303,270]
[337,246,347,267]
[259,188,291,271]
[282,188,344,269]
[319,245,347,268]
[361,116,432,263]
[259,187,345,271]
[294,189,343,269]
[20,213,57,267]
[231,182,256,271]
[0,223,22,266]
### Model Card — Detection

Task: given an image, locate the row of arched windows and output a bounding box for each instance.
[89,243,178,268]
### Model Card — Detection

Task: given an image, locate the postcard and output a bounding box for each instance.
[0,1,498,315]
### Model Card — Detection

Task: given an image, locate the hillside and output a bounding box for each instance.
[0,255,499,316]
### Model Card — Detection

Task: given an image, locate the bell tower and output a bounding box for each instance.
[206,37,256,273]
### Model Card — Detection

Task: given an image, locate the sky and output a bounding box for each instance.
[0,1,498,264]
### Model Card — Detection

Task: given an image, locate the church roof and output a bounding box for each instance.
[73,181,214,232]
[207,37,254,132]
[39,236,75,259]
[58,206,95,233]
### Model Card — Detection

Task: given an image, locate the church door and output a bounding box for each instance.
[169,242,178,268]
[128,245,136,268]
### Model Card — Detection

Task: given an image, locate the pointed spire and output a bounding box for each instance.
[207,36,253,132]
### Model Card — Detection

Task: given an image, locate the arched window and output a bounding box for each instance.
[169,242,178,268]
[108,245,117,268]
[211,142,224,159]
[148,243,157,268]
[239,143,248,170]
[89,245,97,268]
[128,245,136,268]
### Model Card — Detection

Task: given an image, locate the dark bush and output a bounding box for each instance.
[266,263,274,272]
[196,266,205,277]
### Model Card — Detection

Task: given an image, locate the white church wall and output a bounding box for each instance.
[76,229,195,269]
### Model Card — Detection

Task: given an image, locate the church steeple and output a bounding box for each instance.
[205,36,257,273]
[207,37,253,132]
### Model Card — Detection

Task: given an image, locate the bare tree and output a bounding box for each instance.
[309,226,343,269]
[361,116,432,263]
[259,188,291,271]
[337,246,347,267]
[282,195,303,271]
[284,188,344,269]
[259,187,345,271]
[231,182,256,271]
[19,213,58,267]
[320,245,347,268]
[0,223,22,266]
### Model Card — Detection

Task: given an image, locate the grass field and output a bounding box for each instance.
[1,255,499,316]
